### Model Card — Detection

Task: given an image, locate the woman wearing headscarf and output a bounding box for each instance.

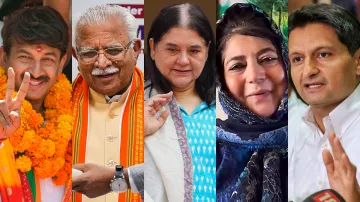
[216,3,288,202]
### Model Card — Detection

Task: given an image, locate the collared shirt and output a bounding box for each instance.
[289,84,360,202]
[179,102,216,202]
[84,87,130,202]
[288,92,308,201]
[105,94,122,104]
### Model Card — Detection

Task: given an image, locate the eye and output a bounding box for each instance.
[291,56,303,64]
[260,57,278,65]
[229,63,246,71]
[106,48,123,56]
[80,51,98,58]
[167,48,178,53]
[189,49,201,54]
[318,52,332,58]
[18,55,32,62]
[18,55,31,59]
[42,58,55,65]
[43,58,55,62]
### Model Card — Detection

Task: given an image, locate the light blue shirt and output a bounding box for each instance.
[179,102,216,202]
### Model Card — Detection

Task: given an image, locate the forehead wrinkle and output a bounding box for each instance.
[77,28,127,49]
[78,41,124,51]
[77,46,95,52]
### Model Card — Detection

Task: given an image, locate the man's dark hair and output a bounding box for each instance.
[289,4,360,55]
[0,0,42,21]
[2,6,69,58]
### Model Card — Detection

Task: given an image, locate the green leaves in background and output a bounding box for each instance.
[218,0,288,42]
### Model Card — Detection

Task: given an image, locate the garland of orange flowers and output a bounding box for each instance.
[0,67,72,185]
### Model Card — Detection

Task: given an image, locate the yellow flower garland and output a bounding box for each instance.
[0,67,72,185]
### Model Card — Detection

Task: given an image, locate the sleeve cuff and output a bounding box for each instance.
[127,168,139,193]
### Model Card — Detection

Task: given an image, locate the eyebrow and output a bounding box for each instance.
[224,47,277,66]
[165,43,203,49]
[77,42,125,52]
[16,49,31,55]
[225,55,246,66]
[77,46,94,52]
[165,43,179,47]
[256,47,277,57]
[104,42,123,49]
[44,52,57,58]
[289,46,334,57]
[16,49,57,58]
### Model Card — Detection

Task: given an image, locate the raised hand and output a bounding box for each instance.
[322,133,360,202]
[0,67,30,139]
[144,92,173,136]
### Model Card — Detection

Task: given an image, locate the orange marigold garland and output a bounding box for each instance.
[0,68,73,186]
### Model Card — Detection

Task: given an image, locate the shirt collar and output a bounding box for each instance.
[179,101,215,116]
[105,94,122,103]
[302,84,360,137]
[89,84,131,104]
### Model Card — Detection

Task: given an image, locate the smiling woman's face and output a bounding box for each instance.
[222,34,287,117]
[150,27,209,90]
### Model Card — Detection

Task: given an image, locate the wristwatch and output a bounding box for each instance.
[110,165,128,193]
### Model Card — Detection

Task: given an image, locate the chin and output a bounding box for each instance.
[252,107,277,118]
[94,86,119,96]
[172,81,193,89]
[25,94,45,102]
[303,96,326,106]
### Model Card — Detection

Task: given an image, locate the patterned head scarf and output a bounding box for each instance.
[216,3,288,125]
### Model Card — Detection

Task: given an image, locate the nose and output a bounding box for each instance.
[94,50,112,69]
[246,60,266,84]
[303,57,319,79]
[176,52,190,66]
[28,61,44,79]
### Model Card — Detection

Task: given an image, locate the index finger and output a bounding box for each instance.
[154,91,173,101]
[14,72,30,106]
[322,149,335,177]
[328,133,346,161]
[5,68,15,104]
[147,97,168,114]
[73,164,87,172]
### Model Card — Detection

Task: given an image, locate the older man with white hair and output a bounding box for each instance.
[71,4,144,202]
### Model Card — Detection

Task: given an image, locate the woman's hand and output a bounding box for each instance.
[144,92,173,136]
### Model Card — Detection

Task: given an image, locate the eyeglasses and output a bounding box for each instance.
[76,41,133,64]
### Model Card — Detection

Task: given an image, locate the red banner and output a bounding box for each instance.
[109,4,144,18]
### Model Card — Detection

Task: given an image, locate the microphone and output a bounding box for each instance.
[302,189,345,202]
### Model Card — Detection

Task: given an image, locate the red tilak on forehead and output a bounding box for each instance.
[36,45,42,53]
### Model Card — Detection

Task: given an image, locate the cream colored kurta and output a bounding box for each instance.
[83,87,130,202]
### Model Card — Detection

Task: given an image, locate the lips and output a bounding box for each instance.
[29,80,44,86]
[173,69,191,72]
[96,72,116,78]
[304,82,325,89]
[248,89,271,97]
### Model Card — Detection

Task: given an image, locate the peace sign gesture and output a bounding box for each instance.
[0,67,30,139]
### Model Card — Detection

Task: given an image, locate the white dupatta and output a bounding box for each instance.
[144,87,193,202]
